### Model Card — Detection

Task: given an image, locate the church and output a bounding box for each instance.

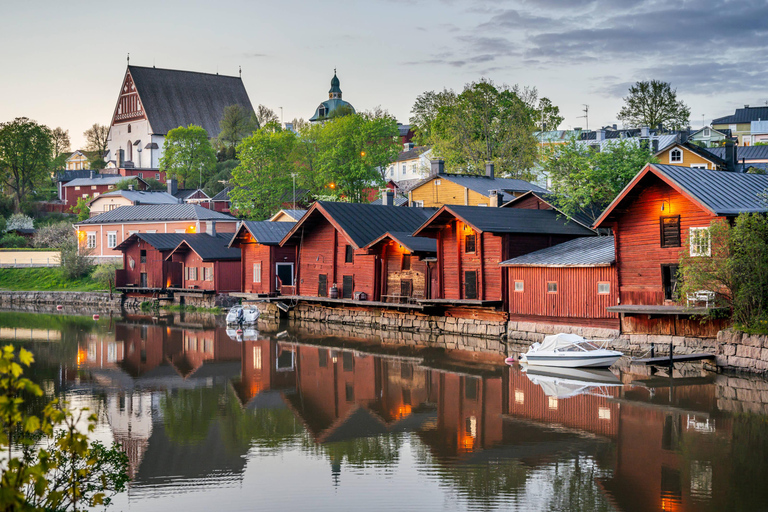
[104,64,254,170]
[309,71,355,122]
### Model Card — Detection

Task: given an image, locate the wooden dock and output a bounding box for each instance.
[633,353,716,366]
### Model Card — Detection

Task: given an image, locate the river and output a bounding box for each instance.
[2,308,767,512]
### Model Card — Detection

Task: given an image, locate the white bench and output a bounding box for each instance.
[687,290,715,308]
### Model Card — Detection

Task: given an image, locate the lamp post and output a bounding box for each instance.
[290,172,297,210]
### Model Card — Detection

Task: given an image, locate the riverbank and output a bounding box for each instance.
[0,268,101,291]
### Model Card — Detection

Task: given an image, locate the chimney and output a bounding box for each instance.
[680,131,689,144]
[745,104,750,109]
[612,124,617,130]
[641,126,650,138]
[652,139,659,153]
[725,140,736,172]
[489,190,500,207]
[485,162,495,179]
[383,189,395,206]
[89,170,94,179]
[430,159,445,176]
[210,221,217,237]
[128,184,134,191]
[116,148,122,168]
[596,129,606,142]
[167,178,178,196]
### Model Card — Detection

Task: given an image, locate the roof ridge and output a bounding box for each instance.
[129,65,241,80]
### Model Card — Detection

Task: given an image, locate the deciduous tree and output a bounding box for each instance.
[83,123,109,154]
[617,80,691,130]
[255,105,279,128]
[159,125,217,189]
[218,104,257,151]
[0,117,53,210]
[51,127,71,168]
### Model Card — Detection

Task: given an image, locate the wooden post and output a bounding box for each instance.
[669,339,674,370]
[478,231,484,301]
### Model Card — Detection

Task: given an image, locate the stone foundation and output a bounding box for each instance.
[0,291,124,311]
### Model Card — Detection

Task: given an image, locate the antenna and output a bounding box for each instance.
[127,53,130,65]
[577,104,589,131]
[239,66,242,78]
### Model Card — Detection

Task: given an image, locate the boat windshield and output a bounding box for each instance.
[554,341,601,352]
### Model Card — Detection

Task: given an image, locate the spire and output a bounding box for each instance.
[329,70,342,99]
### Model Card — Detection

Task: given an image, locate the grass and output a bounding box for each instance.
[0,268,103,292]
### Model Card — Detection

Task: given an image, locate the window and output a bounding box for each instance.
[175,229,186,233]
[660,216,681,247]
[690,163,708,169]
[464,271,478,299]
[127,124,131,133]
[465,234,476,253]
[204,267,213,281]
[140,249,146,263]
[318,349,328,368]
[435,179,441,185]
[689,227,711,256]
[343,351,355,371]
[478,203,488,207]
[345,383,355,402]
[514,280,524,292]
[155,173,160,179]
[598,282,610,294]
[547,282,558,293]
[413,200,424,207]
[107,232,117,249]
[703,128,710,137]
[93,192,99,197]
[342,275,354,299]
[598,407,611,420]
[402,254,411,271]
[86,232,96,249]
[276,263,294,287]
[186,267,198,281]
[670,148,682,163]
[514,389,525,404]
[662,264,679,300]
[108,185,114,190]
[146,230,156,233]
[318,274,328,296]
[402,164,406,174]
[74,186,80,191]
[137,172,143,178]
[253,263,261,283]
[91,185,97,190]
[465,378,478,400]
[345,244,354,263]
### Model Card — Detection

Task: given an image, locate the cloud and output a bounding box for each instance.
[243,53,268,58]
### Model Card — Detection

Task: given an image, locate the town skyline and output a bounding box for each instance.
[2,0,767,149]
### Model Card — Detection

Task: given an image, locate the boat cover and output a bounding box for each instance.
[535,333,584,353]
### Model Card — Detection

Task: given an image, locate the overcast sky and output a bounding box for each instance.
[1,0,765,148]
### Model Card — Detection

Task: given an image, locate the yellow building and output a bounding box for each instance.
[654,142,725,170]
[712,105,768,146]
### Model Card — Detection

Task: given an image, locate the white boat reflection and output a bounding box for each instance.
[226,328,260,342]
[522,365,623,399]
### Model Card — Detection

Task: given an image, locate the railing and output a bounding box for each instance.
[0,251,60,268]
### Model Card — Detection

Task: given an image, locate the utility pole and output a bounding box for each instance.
[578,104,589,131]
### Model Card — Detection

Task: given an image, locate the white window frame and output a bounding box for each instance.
[547,281,558,294]
[91,185,98,190]
[74,186,80,191]
[597,282,610,294]
[204,267,213,281]
[669,148,683,163]
[86,232,96,249]
[253,262,261,283]
[690,163,708,169]
[514,280,524,292]
[106,232,117,249]
[689,227,711,257]
[413,200,424,207]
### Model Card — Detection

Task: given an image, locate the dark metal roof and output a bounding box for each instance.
[128,65,254,136]
[270,209,307,221]
[369,195,409,206]
[55,170,92,182]
[428,174,548,202]
[671,142,726,164]
[500,236,615,267]
[75,204,238,225]
[169,235,241,261]
[712,106,768,125]
[417,205,596,236]
[396,146,430,162]
[500,191,599,232]
[211,186,232,201]
[240,221,296,245]
[174,188,209,200]
[93,190,179,205]
[650,164,768,215]
[115,232,197,251]
[364,231,437,253]
[64,175,139,187]
[706,145,768,161]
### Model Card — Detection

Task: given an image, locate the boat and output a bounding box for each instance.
[519,333,623,368]
[226,305,260,325]
[226,327,260,342]
[522,366,622,399]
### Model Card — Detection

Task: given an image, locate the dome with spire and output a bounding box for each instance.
[310,70,355,122]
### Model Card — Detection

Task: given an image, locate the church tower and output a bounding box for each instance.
[310,70,355,122]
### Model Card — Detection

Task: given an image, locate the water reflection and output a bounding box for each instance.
[2,310,768,511]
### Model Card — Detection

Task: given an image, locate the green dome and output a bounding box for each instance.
[329,73,341,94]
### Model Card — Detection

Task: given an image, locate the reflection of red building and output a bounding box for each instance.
[233,339,297,405]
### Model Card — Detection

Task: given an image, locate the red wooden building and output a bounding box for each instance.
[115,233,189,294]
[166,235,241,293]
[279,201,435,300]
[500,236,619,329]
[62,174,147,209]
[594,163,768,336]
[229,221,297,295]
[412,205,596,303]
[362,231,437,300]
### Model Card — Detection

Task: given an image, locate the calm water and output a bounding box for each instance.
[3,308,768,512]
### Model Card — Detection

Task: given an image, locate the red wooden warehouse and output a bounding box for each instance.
[229,221,297,295]
[362,231,437,301]
[412,205,596,304]
[115,233,189,295]
[594,163,768,336]
[500,236,619,329]
[279,201,435,301]
[166,235,242,293]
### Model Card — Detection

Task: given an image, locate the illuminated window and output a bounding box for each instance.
[548,396,558,409]
[660,216,681,247]
[465,234,476,253]
[514,389,524,404]
[547,281,558,293]
[514,280,524,292]
[91,185,97,190]
[253,263,261,283]
[598,282,610,294]
[690,227,711,256]
[598,407,611,420]
[253,346,262,370]
[74,186,80,190]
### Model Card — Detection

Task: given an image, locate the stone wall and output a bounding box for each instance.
[0,291,124,311]
[716,330,768,374]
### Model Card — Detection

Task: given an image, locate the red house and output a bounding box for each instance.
[500,236,619,329]
[412,205,596,304]
[166,235,241,293]
[210,186,232,213]
[62,174,147,209]
[115,233,189,294]
[362,231,437,300]
[229,221,297,295]
[280,201,435,300]
[594,163,768,336]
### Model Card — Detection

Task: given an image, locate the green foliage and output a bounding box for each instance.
[255,105,279,128]
[114,178,138,191]
[537,97,564,131]
[33,222,74,249]
[0,118,54,211]
[0,233,28,248]
[679,214,768,330]
[139,301,155,312]
[0,268,100,292]
[160,125,217,189]
[204,160,239,197]
[59,241,93,280]
[424,79,541,179]
[409,88,456,145]
[92,262,121,291]
[87,157,106,170]
[143,177,166,191]
[544,138,658,225]
[0,345,129,511]
[82,124,109,154]
[51,127,71,161]
[70,197,90,222]
[218,104,258,150]
[617,80,691,130]
[6,213,34,231]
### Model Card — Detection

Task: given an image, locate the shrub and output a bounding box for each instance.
[59,241,93,279]
[33,221,74,248]
[143,177,166,191]
[70,197,90,222]
[0,233,28,248]
[92,262,122,291]
[5,212,33,231]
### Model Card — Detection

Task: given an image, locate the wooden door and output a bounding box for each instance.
[342,275,354,299]
[464,271,477,300]
[318,274,328,297]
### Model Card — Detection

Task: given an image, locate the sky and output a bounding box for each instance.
[1,0,766,149]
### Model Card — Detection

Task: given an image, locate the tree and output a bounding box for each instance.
[70,197,90,221]
[255,105,279,128]
[88,156,106,170]
[427,79,540,179]
[544,138,658,225]
[6,213,34,231]
[114,178,138,190]
[409,89,456,145]
[617,80,691,130]
[83,123,109,154]
[230,125,298,219]
[218,104,258,151]
[51,127,71,168]
[33,221,74,248]
[0,345,129,511]
[0,117,53,210]
[159,125,217,189]
[537,97,564,131]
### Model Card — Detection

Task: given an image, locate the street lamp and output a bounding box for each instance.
[290,172,297,210]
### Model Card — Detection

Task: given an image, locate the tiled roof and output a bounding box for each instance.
[128,65,254,136]
[706,145,768,161]
[500,236,614,267]
[712,106,768,125]
[93,190,179,205]
[170,235,241,261]
[64,175,139,188]
[238,221,296,245]
[75,204,237,225]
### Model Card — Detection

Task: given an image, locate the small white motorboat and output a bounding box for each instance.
[522,366,623,399]
[226,305,260,325]
[226,328,260,342]
[519,333,623,368]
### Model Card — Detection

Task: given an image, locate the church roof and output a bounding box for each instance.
[127,65,254,136]
[329,73,341,94]
[309,99,355,122]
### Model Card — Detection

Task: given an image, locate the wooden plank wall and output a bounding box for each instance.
[214,260,242,293]
[122,241,167,288]
[383,242,428,298]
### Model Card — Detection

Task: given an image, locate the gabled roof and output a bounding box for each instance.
[369,195,409,206]
[363,231,437,253]
[413,205,596,237]
[88,190,179,206]
[281,201,437,249]
[167,235,241,261]
[127,65,254,136]
[64,175,141,188]
[658,142,726,165]
[174,188,209,200]
[689,126,731,138]
[55,170,92,182]
[75,204,238,225]
[231,221,296,247]
[210,186,232,202]
[706,145,768,161]
[594,164,768,228]
[268,209,307,222]
[434,174,548,202]
[712,106,768,125]
[396,146,431,162]
[500,236,615,267]
[501,191,598,232]
[115,232,193,252]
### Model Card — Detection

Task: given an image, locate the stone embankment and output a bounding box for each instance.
[0,291,145,311]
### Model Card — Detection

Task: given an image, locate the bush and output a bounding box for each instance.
[0,233,28,248]
[59,241,93,279]
[92,262,122,290]
[33,221,74,248]
[5,212,33,231]
[144,177,166,191]
[70,197,90,221]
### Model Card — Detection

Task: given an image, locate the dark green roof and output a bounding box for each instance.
[329,73,341,94]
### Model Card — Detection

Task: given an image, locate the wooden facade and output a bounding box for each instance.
[409,175,494,208]
[363,233,436,300]
[166,242,241,293]
[115,235,182,292]
[229,222,297,296]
